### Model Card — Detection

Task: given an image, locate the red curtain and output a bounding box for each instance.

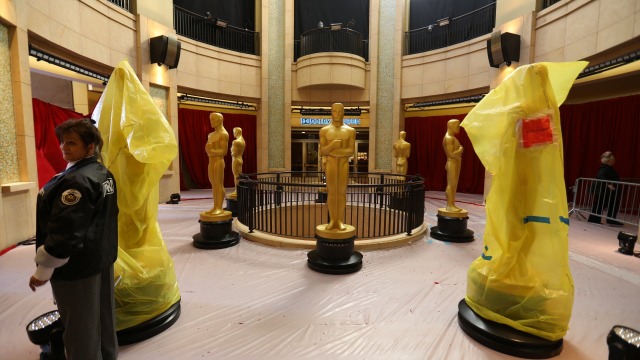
[178,108,257,189]
[560,95,640,187]
[405,113,485,194]
[404,95,640,195]
[32,98,84,187]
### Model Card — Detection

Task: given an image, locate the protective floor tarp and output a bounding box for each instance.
[2,191,639,359]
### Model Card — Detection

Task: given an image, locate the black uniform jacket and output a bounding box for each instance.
[596,163,620,182]
[36,156,118,280]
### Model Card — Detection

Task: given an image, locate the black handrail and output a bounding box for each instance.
[542,0,563,9]
[106,0,130,12]
[237,172,425,239]
[173,5,259,56]
[404,2,496,55]
[295,28,368,61]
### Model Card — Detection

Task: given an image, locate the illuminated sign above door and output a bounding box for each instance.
[300,118,361,125]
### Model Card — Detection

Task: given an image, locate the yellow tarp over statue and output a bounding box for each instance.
[461,62,586,341]
[92,60,181,330]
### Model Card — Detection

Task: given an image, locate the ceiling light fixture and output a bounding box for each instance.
[29,44,109,83]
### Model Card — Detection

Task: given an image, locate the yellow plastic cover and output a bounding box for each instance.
[460,62,587,341]
[93,60,181,330]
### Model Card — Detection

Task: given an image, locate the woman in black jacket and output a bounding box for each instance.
[29,118,119,359]
[588,151,622,226]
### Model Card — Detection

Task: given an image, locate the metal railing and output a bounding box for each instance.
[106,0,130,12]
[569,178,640,226]
[542,0,563,9]
[236,172,425,239]
[404,2,496,55]
[173,5,259,56]
[295,28,368,61]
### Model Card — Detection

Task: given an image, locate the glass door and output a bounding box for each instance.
[304,142,319,173]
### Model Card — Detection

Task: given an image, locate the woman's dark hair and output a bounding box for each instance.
[55,118,104,161]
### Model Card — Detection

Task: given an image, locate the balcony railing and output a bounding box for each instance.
[294,28,369,62]
[404,2,496,55]
[173,5,259,56]
[542,0,563,9]
[106,0,130,12]
[237,172,425,239]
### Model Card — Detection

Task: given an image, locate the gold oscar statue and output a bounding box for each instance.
[201,112,232,222]
[441,119,467,216]
[227,127,245,200]
[393,131,411,175]
[317,103,356,239]
[430,118,474,242]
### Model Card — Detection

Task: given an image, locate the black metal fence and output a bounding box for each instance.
[236,172,425,239]
[106,0,130,12]
[542,0,563,9]
[173,5,259,56]
[404,2,496,55]
[295,28,368,61]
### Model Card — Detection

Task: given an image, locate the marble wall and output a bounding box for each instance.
[0,23,19,184]
[267,0,285,169]
[374,0,397,170]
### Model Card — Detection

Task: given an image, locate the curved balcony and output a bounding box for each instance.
[294,28,368,89]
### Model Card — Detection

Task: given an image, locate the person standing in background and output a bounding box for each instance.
[588,151,623,226]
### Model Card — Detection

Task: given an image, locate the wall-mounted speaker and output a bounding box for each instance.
[487,31,520,68]
[149,35,181,69]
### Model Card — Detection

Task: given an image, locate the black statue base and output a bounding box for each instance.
[430,213,474,242]
[225,198,238,217]
[193,218,240,249]
[117,300,182,345]
[458,299,563,359]
[315,191,327,203]
[307,233,362,275]
[389,194,407,211]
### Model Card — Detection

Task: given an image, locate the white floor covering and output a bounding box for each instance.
[1,190,639,359]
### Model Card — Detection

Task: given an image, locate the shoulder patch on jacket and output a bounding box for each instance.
[61,189,82,205]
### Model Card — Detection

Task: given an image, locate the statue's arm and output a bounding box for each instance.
[208,134,229,157]
[319,128,334,156]
[332,129,356,157]
[443,137,460,159]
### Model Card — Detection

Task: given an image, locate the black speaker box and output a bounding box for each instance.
[487,31,520,68]
[149,35,181,69]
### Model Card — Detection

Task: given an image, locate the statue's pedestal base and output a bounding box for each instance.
[389,194,407,211]
[117,300,182,345]
[457,299,563,358]
[193,211,240,249]
[307,225,362,274]
[430,208,474,242]
[225,197,238,217]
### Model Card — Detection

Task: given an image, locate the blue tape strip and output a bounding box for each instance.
[523,216,550,224]
[559,216,570,225]
[481,245,492,261]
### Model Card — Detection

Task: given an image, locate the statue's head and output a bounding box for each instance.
[233,127,242,137]
[210,112,223,128]
[400,131,406,140]
[447,119,460,134]
[331,103,344,124]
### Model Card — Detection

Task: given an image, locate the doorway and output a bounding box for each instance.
[291,130,369,173]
